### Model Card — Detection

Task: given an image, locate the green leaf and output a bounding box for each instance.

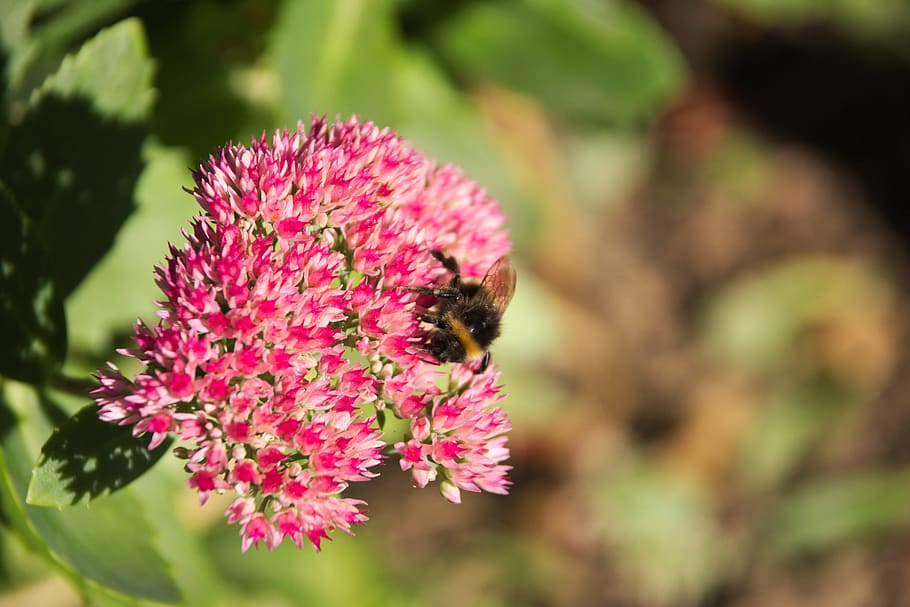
[389,50,539,250]
[0,18,155,299]
[207,523,406,607]
[0,0,32,65]
[0,181,67,383]
[762,468,910,558]
[737,375,853,489]
[598,461,722,603]
[132,457,222,607]
[429,0,687,126]
[31,16,154,121]
[712,0,910,41]
[1,0,142,109]
[65,142,197,354]
[27,403,172,507]
[701,257,893,373]
[0,382,182,602]
[268,0,539,249]
[270,0,401,126]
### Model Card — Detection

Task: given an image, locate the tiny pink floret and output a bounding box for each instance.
[93,116,513,552]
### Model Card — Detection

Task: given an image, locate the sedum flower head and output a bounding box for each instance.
[93,116,513,551]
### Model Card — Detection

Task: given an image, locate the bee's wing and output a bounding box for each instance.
[480,256,517,314]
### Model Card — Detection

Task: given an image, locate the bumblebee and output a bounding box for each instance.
[413,249,517,372]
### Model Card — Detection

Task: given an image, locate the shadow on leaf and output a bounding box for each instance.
[0,183,67,384]
[2,94,147,298]
[27,402,172,507]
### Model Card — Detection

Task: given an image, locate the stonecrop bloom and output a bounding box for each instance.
[93,116,513,551]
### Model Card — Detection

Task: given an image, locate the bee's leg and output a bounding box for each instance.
[477,351,491,373]
[432,286,462,301]
[407,286,435,296]
[430,249,461,277]
[406,284,462,301]
[418,313,445,328]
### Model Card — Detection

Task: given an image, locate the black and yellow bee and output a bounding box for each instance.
[413,249,516,372]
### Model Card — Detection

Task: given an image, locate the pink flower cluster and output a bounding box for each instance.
[93,117,513,551]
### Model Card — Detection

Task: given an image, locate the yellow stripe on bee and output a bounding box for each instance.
[447,316,484,360]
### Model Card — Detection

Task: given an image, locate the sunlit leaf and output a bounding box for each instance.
[701,257,893,373]
[65,142,197,354]
[598,461,722,603]
[429,0,686,125]
[737,375,853,489]
[712,0,910,40]
[134,456,222,607]
[207,522,406,606]
[1,0,141,108]
[0,18,155,299]
[762,468,910,558]
[270,0,401,126]
[0,382,182,602]
[268,0,538,249]
[389,50,538,249]
[28,403,171,507]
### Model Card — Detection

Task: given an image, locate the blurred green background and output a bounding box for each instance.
[4,0,910,605]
